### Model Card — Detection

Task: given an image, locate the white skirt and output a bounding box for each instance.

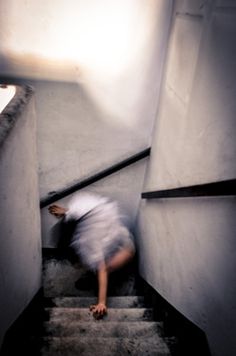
[69,200,135,271]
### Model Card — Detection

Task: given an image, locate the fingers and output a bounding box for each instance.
[48,204,60,213]
[90,304,107,319]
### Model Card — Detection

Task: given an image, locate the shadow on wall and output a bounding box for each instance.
[49,218,77,250]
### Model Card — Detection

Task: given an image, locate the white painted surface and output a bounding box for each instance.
[33,80,152,198]
[138,1,236,355]
[0,85,15,113]
[0,1,172,253]
[138,197,236,356]
[28,0,172,200]
[0,85,16,113]
[0,89,41,347]
[28,1,172,247]
[145,6,236,191]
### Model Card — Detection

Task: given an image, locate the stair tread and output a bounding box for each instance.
[45,307,154,322]
[43,258,138,297]
[39,335,171,356]
[36,254,178,355]
[43,320,163,338]
[45,295,146,308]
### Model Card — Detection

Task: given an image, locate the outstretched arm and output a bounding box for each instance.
[90,262,108,318]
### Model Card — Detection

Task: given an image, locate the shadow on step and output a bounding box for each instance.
[42,248,144,298]
[0,288,45,356]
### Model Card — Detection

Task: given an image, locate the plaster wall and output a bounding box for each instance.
[0,1,173,250]
[0,0,172,202]
[33,80,154,200]
[137,1,236,355]
[0,87,41,348]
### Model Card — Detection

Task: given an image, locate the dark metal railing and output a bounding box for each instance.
[40,147,151,208]
[142,178,236,199]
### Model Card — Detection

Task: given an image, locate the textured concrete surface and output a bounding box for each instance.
[38,249,172,355]
[45,307,154,322]
[41,336,171,356]
[0,270,176,356]
[137,1,236,355]
[0,85,42,348]
[43,254,139,297]
[44,320,161,338]
[47,296,146,309]
[0,1,172,199]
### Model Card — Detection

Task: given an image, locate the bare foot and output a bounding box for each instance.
[48,204,67,218]
[90,303,107,319]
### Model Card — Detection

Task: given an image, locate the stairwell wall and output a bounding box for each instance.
[0,1,173,247]
[0,1,172,210]
[137,1,236,355]
[0,87,42,348]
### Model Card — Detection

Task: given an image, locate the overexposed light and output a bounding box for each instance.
[1,0,159,126]
[1,0,155,78]
[0,85,16,113]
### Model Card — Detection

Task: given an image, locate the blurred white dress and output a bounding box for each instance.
[64,191,135,271]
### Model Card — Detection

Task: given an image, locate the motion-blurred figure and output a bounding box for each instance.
[49,191,135,317]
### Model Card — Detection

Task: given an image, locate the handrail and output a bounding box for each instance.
[142,178,236,199]
[40,147,151,208]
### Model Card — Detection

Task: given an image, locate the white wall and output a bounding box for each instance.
[33,80,152,199]
[0,0,173,250]
[0,87,42,347]
[0,0,173,201]
[137,1,236,355]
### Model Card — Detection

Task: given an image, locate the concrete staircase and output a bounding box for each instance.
[38,249,175,355]
[42,297,169,355]
[1,250,177,355]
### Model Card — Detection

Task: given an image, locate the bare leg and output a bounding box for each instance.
[90,262,108,318]
[106,247,135,273]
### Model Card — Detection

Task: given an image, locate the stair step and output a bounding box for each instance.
[45,296,146,308]
[40,336,171,356]
[45,307,154,322]
[43,320,162,338]
[38,252,179,354]
[43,258,138,297]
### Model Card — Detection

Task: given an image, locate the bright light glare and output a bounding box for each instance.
[2,0,155,78]
[49,2,135,76]
[0,86,16,113]
[1,0,159,126]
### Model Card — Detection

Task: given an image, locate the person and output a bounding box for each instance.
[48,191,135,318]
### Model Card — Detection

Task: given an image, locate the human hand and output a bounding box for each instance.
[90,303,107,319]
